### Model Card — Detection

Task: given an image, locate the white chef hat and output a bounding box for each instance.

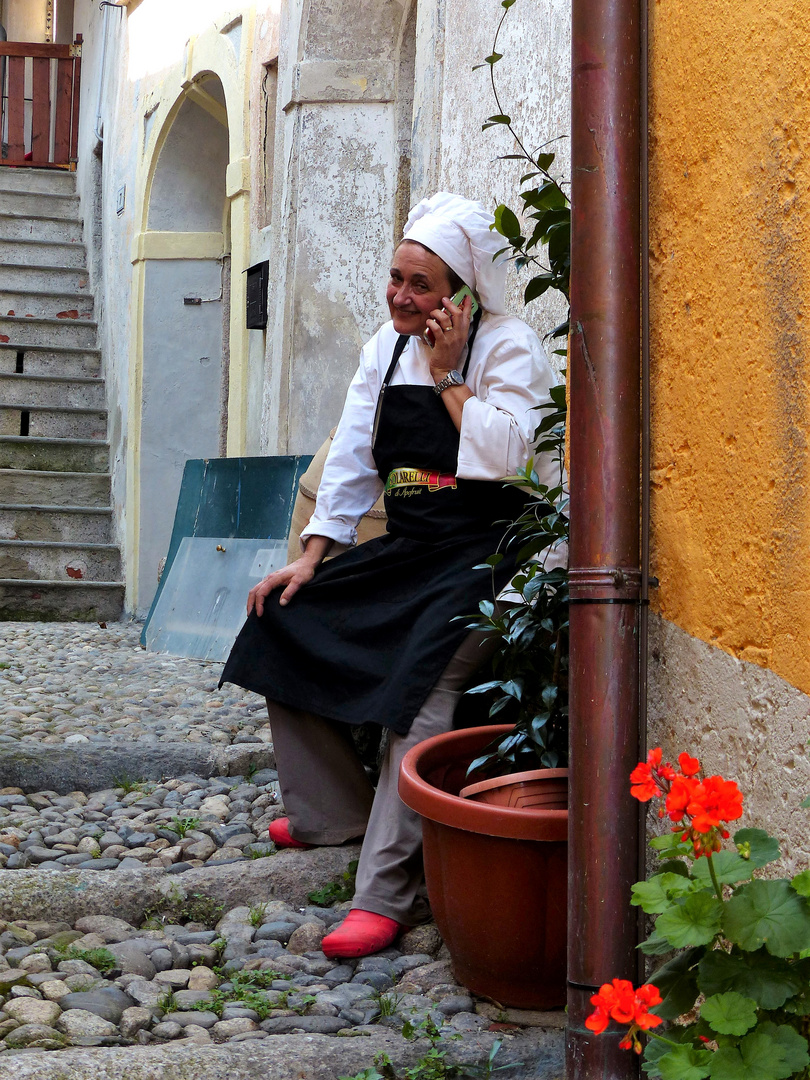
[402,192,509,316]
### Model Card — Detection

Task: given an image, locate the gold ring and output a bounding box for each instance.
[443,325,452,332]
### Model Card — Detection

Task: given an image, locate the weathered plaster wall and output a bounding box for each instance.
[69,0,278,613]
[648,614,810,872]
[263,0,571,459]
[649,0,810,695]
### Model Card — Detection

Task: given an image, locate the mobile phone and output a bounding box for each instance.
[423,286,480,346]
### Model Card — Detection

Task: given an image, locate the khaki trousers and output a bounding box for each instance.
[266,629,498,925]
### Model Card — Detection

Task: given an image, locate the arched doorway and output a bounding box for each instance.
[136,75,230,614]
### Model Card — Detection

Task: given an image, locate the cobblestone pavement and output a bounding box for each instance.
[0,621,566,1073]
[0,622,263,747]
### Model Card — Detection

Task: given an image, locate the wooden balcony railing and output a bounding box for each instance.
[0,35,82,169]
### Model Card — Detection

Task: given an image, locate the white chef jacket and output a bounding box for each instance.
[301,313,562,551]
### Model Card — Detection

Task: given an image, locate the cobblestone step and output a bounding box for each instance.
[0,578,124,621]
[0,238,87,269]
[0,344,101,379]
[0,406,107,440]
[0,263,90,294]
[0,440,110,473]
[0,314,97,349]
[0,213,83,245]
[0,469,111,505]
[0,373,105,410]
[0,504,113,544]
[0,539,121,582]
[0,167,76,195]
[0,288,94,321]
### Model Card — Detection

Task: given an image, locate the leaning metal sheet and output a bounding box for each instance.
[144,537,288,662]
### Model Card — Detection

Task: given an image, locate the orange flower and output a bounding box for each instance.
[687,775,743,833]
[665,775,698,823]
[678,752,701,777]
[586,981,663,1054]
[630,749,677,802]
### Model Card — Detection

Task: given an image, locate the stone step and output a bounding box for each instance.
[0,313,97,348]
[0,236,87,268]
[0,286,94,320]
[0,578,124,621]
[0,438,110,472]
[0,404,107,439]
[0,189,81,219]
[0,167,76,195]
[0,212,83,244]
[0,468,111,504]
[0,372,105,409]
[0,343,101,377]
[0,262,90,293]
[0,538,121,581]
[0,503,113,543]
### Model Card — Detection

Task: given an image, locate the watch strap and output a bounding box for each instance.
[433,370,464,395]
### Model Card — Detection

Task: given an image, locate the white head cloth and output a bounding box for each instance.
[402,192,509,316]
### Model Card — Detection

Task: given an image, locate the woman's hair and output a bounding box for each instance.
[399,239,465,295]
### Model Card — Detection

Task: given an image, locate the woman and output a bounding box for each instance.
[221,192,559,959]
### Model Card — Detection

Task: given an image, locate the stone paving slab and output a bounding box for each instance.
[0,847,363,926]
[0,741,274,793]
[0,1028,565,1079]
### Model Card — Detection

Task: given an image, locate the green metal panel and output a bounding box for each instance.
[141,455,312,645]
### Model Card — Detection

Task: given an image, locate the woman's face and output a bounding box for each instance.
[386,242,454,337]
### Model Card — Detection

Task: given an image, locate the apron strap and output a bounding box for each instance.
[371,310,483,450]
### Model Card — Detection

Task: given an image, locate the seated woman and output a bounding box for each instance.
[220,192,560,959]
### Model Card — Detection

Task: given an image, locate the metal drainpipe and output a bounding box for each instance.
[566,0,643,1070]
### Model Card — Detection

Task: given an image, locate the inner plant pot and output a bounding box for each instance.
[399,724,568,1010]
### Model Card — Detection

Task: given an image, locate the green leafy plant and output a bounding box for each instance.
[142,886,224,929]
[588,747,810,1079]
[248,902,268,928]
[372,989,403,1020]
[157,989,179,1012]
[463,390,568,778]
[53,944,117,974]
[113,775,150,795]
[339,1019,513,1079]
[461,0,571,780]
[168,815,200,838]
[307,859,359,906]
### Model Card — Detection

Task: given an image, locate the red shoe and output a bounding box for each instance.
[321,909,405,959]
[268,817,314,850]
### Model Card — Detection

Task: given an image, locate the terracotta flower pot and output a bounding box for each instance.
[399,725,568,1009]
[459,767,569,810]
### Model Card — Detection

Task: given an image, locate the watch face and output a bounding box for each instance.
[449,370,464,385]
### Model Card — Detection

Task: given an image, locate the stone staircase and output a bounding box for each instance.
[0,167,123,621]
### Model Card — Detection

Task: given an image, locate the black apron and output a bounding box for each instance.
[219,322,525,735]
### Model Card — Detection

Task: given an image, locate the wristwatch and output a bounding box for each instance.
[433,370,465,395]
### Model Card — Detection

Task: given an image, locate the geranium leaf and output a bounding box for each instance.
[650,948,702,1020]
[701,992,758,1036]
[656,1045,712,1080]
[657,892,724,948]
[723,880,810,957]
[640,929,677,956]
[691,851,752,886]
[792,869,810,897]
[734,828,780,869]
[632,873,696,915]
[710,1025,810,1080]
[698,948,803,1010]
[651,833,693,859]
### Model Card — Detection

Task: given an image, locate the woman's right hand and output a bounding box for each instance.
[247,535,333,616]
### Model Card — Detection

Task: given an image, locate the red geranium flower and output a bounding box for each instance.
[687,775,743,833]
[665,775,698,823]
[586,980,663,1054]
[678,752,701,777]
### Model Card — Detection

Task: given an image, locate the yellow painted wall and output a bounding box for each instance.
[649,0,810,689]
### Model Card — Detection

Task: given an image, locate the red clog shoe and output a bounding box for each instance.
[268,817,314,850]
[321,909,405,959]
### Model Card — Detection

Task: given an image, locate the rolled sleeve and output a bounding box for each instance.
[456,328,557,483]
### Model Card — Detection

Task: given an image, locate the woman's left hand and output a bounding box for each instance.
[425,293,473,380]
